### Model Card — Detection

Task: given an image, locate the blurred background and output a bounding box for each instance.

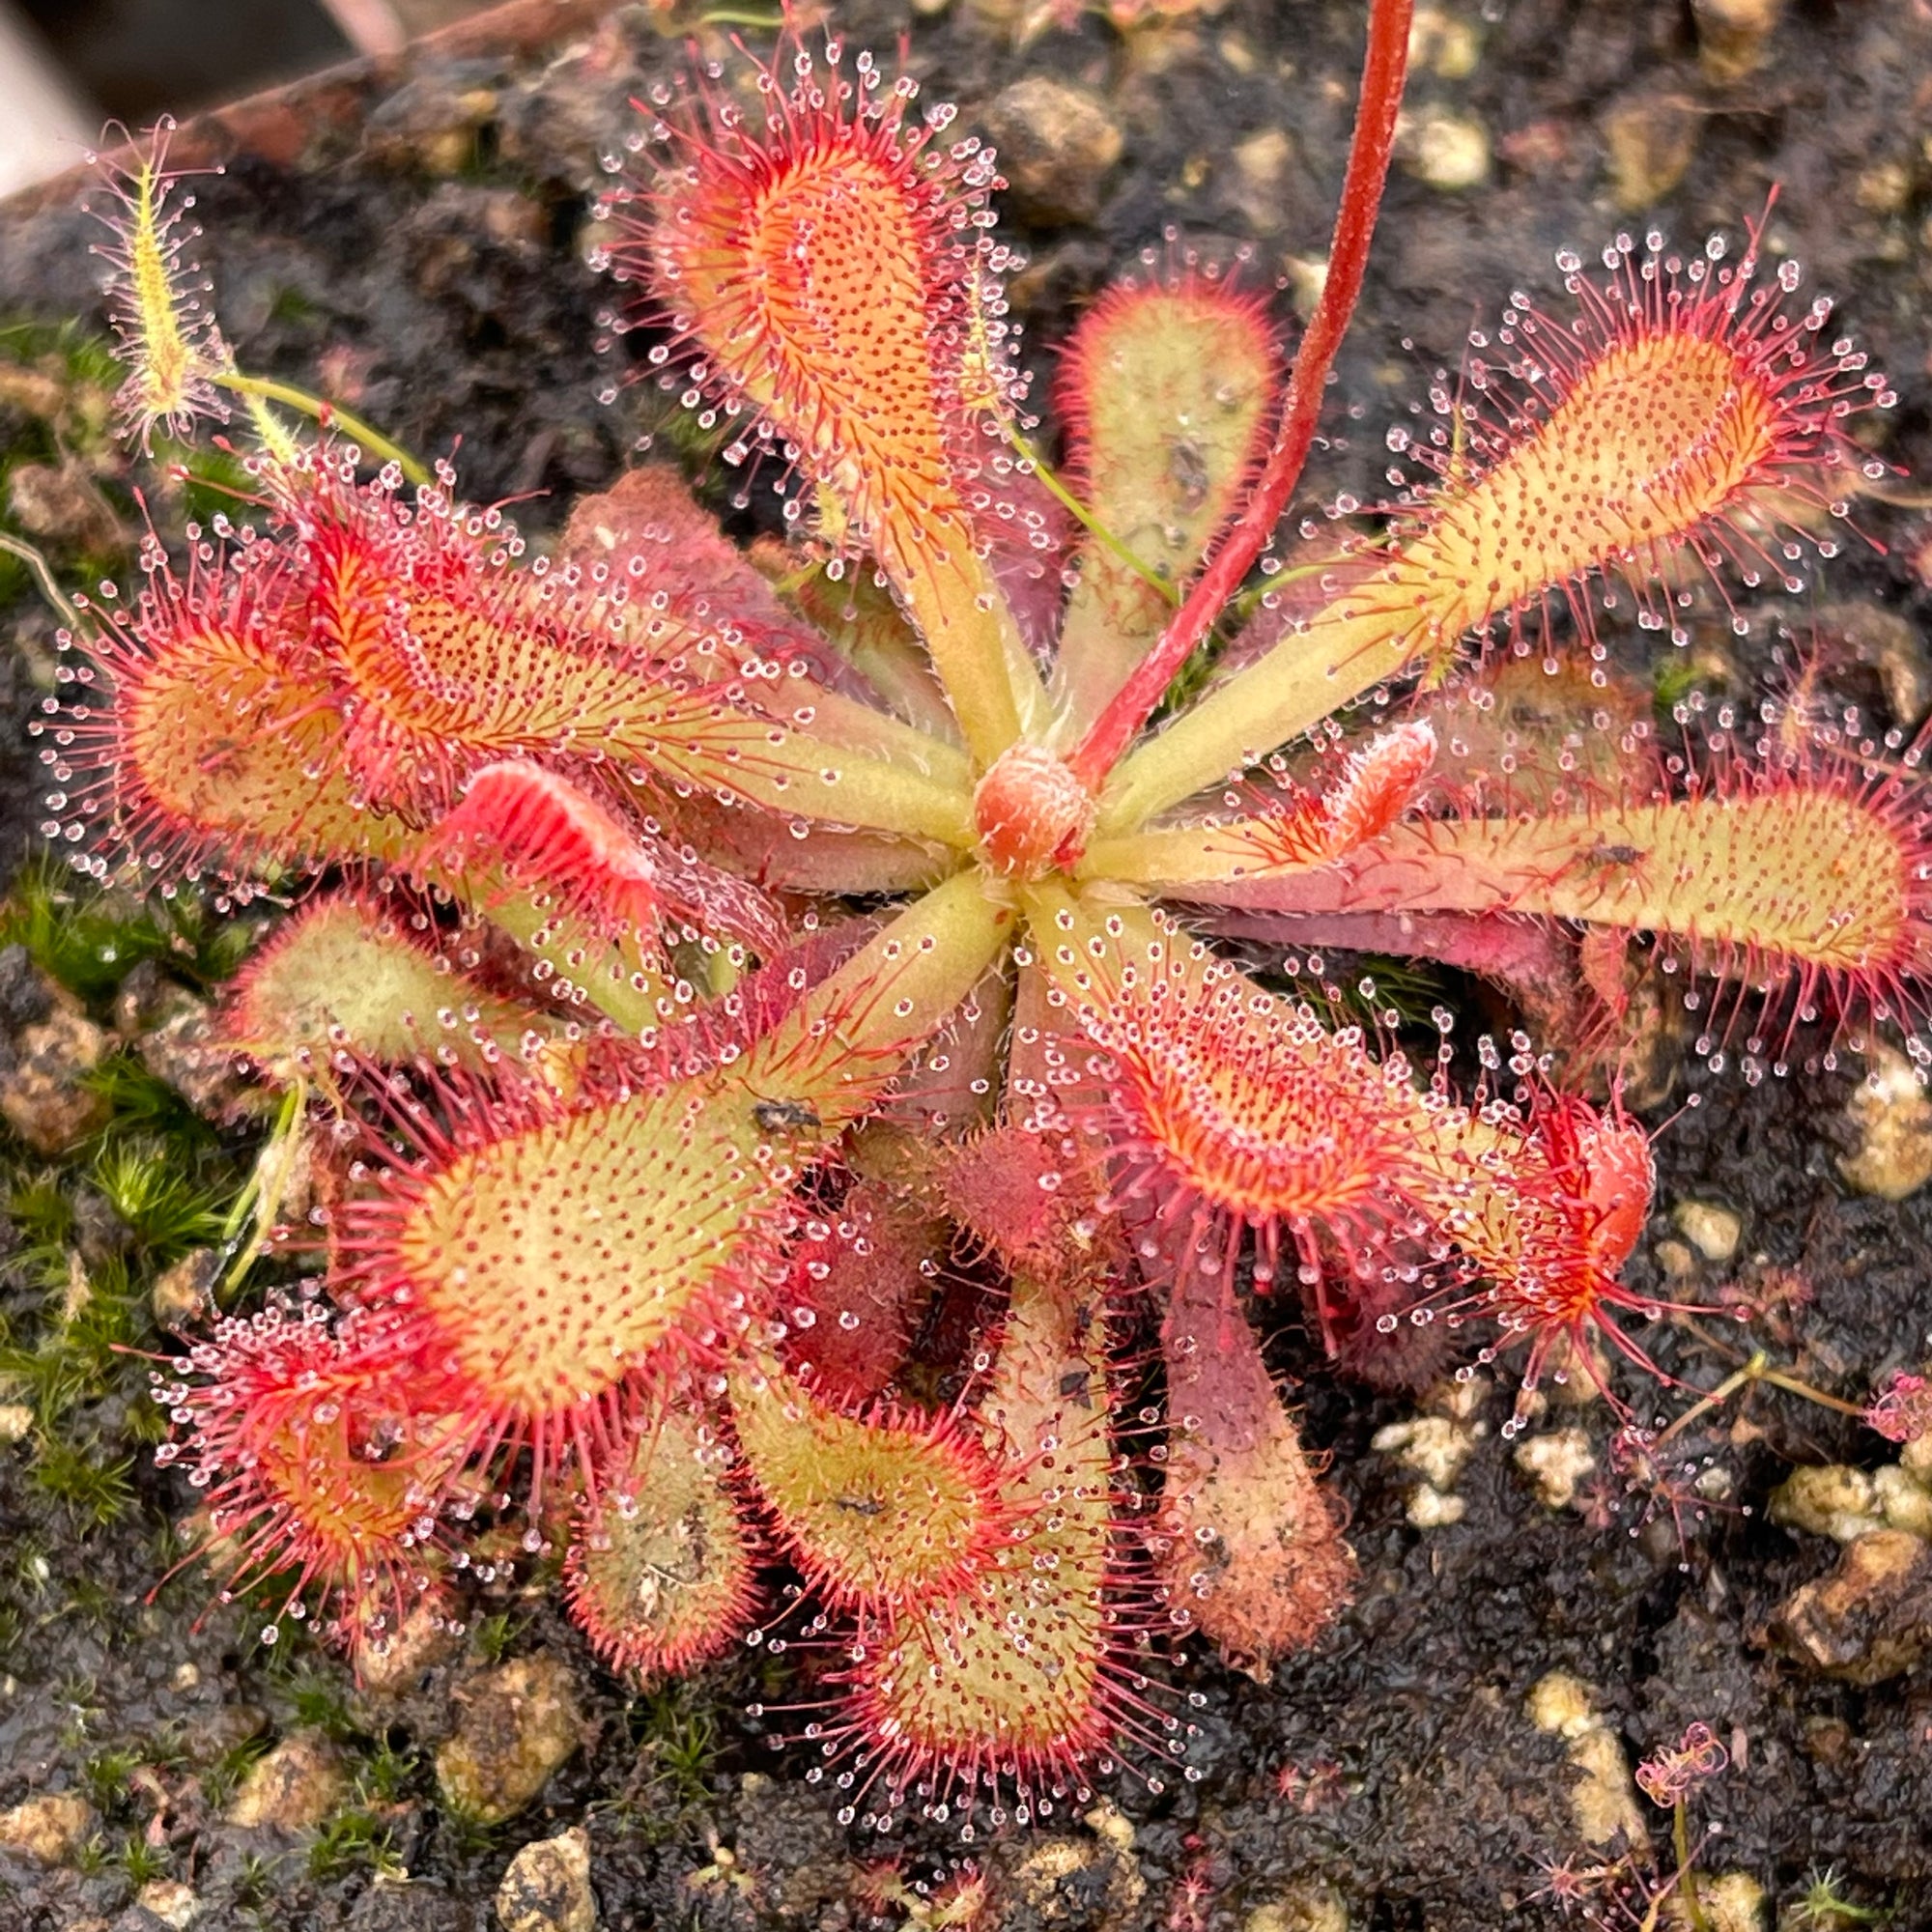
[0,0,503,196]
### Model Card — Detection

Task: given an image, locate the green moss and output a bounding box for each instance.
[306,1807,406,1884]
[0,863,265,1654]
[0,319,122,405]
[469,1609,524,1664]
[202,1736,274,1816]
[30,1432,135,1530]
[113,1832,173,1889]
[2,853,256,1005]
[231,1850,283,1910]
[81,1058,220,1147]
[628,1685,722,1809]
[70,1833,111,1879]
[6,1169,74,1259]
[50,1670,104,1749]
[0,317,265,611]
[79,1746,142,1813]
[268,286,323,327]
[90,1138,225,1256]
[358,1735,419,1806]
[0,325,120,607]
[281,1666,356,1742]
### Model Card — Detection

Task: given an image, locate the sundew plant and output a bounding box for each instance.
[33,0,1923,1835]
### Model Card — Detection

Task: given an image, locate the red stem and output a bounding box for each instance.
[1066,0,1414,792]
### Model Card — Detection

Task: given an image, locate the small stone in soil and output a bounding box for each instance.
[135,1877,204,1929]
[1838,1040,1932,1201]
[225,1730,349,1833]
[495,1825,598,1932]
[435,1653,584,1827]
[1764,1528,1932,1684]
[1602,92,1701,211]
[977,77,1123,226]
[0,1791,97,1865]
[0,1004,109,1154]
[1672,1198,1743,1264]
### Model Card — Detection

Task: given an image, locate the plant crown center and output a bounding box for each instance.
[972,742,1096,878]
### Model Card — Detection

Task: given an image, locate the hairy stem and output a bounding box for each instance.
[1068,0,1414,793]
[474,887,674,1037]
[0,531,84,633]
[214,372,430,485]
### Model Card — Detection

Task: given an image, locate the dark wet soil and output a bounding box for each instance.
[4,1,1932,1927]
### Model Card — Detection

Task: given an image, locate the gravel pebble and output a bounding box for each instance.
[134,1878,203,1928]
[0,1792,96,1865]
[1692,0,1785,82]
[1523,1672,1646,1850]
[1513,1427,1597,1510]
[1838,1040,1932,1201]
[1772,1463,1882,1545]
[1602,92,1701,210]
[0,1004,109,1153]
[1673,1199,1742,1264]
[437,1654,584,1826]
[979,77,1123,225]
[225,1731,349,1833]
[1765,1529,1932,1683]
[151,1248,219,1331]
[495,1825,597,1932]
[1399,105,1491,190]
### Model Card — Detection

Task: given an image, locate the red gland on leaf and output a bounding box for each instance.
[810,1277,1192,1833]
[1052,274,1279,667]
[729,1358,1021,1615]
[331,1064,794,1507]
[1041,899,1436,1305]
[775,1179,949,1405]
[52,584,410,890]
[618,43,995,565]
[1376,210,1891,651]
[422,760,663,944]
[217,893,550,1081]
[1236,723,1437,870]
[1155,1256,1355,1679]
[152,1305,453,1640]
[563,1403,760,1684]
[929,1122,1106,1288]
[1429,1090,1672,1410]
